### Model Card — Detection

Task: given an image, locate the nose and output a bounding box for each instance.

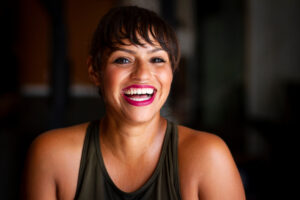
[131,60,152,81]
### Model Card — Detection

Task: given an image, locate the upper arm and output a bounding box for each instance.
[197,135,245,200]
[21,133,58,200]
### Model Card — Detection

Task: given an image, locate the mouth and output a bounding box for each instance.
[122,85,157,106]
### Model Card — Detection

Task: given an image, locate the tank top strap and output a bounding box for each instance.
[169,121,182,198]
[74,120,100,199]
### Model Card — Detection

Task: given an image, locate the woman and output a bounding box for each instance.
[22,6,245,200]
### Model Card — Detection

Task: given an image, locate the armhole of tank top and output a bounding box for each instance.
[172,122,183,200]
[74,120,95,199]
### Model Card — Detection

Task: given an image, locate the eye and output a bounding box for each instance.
[150,57,166,63]
[113,57,130,64]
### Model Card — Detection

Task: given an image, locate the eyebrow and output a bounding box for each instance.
[114,47,165,54]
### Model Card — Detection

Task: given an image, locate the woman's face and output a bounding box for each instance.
[99,39,173,124]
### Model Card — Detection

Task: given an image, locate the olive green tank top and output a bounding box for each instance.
[74,120,182,200]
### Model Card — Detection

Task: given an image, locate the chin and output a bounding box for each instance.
[124,109,160,124]
[106,100,163,124]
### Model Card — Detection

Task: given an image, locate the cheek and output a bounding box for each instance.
[158,68,173,89]
[102,68,128,94]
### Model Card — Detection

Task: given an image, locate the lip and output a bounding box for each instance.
[122,84,155,90]
[122,84,157,106]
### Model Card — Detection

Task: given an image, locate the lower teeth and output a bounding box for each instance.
[129,97,151,101]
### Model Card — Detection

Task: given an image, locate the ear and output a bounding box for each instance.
[87,56,101,87]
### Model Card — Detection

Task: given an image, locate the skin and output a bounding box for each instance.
[22,40,246,200]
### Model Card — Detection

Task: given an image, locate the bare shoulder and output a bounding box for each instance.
[27,122,89,168]
[177,125,245,200]
[177,125,229,178]
[22,122,90,200]
[178,125,225,150]
[30,122,89,153]
[27,122,91,177]
[177,125,229,163]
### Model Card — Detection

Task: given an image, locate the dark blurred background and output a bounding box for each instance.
[0,0,299,199]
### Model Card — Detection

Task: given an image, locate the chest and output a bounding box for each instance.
[102,155,160,193]
[56,160,198,200]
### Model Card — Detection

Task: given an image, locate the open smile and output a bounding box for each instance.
[122,85,157,106]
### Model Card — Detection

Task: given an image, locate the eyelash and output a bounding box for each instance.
[150,57,166,63]
[113,57,130,64]
[113,57,166,65]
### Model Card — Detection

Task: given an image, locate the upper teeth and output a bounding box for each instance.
[124,88,154,95]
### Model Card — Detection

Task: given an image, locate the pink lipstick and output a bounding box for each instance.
[122,85,156,106]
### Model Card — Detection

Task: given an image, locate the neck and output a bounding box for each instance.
[100,114,167,163]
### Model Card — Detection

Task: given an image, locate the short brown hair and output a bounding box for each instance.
[89,6,180,73]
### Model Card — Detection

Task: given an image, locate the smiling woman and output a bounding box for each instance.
[21,6,245,200]
[95,40,173,124]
